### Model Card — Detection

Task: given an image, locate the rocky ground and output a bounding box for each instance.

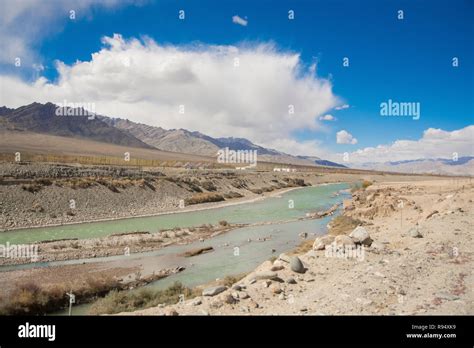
[0,223,245,266]
[0,162,442,230]
[128,178,473,315]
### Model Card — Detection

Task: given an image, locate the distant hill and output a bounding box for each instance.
[101,117,342,167]
[297,155,348,168]
[355,157,474,176]
[0,102,358,169]
[0,103,152,149]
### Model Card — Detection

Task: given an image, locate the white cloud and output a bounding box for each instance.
[319,114,335,121]
[232,15,248,26]
[335,104,349,110]
[0,34,339,155]
[0,0,140,65]
[329,126,474,164]
[336,130,357,144]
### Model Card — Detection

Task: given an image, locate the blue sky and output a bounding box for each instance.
[0,0,473,161]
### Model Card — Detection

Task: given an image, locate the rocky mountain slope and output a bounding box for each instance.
[0,103,152,149]
[101,117,319,166]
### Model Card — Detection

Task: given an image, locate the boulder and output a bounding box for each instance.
[290,256,306,274]
[334,235,355,248]
[202,285,227,296]
[349,226,373,246]
[313,235,335,250]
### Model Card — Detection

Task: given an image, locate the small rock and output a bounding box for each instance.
[270,284,282,294]
[271,265,284,271]
[164,308,179,316]
[223,294,238,304]
[286,277,297,284]
[231,291,239,299]
[191,298,202,306]
[278,253,291,263]
[409,228,423,238]
[202,285,227,296]
[239,292,250,299]
[370,242,385,251]
[436,292,460,301]
[374,271,385,278]
[254,271,284,282]
[312,235,335,250]
[290,256,306,274]
[278,293,286,300]
[232,284,242,291]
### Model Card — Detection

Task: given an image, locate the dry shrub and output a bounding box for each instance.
[184,193,224,205]
[328,215,363,236]
[89,281,199,315]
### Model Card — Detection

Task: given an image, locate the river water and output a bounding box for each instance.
[0,183,350,315]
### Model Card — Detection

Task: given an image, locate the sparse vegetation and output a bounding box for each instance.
[0,276,121,315]
[362,180,373,189]
[89,281,199,315]
[219,274,247,287]
[289,239,314,255]
[21,183,42,193]
[184,192,225,205]
[218,220,229,226]
[283,178,307,187]
[350,180,373,193]
[328,215,363,236]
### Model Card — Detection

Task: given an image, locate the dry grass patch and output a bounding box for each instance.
[289,239,315,255]
[328,215,363,236]
[185,192,225,205]
[89,281,200,315]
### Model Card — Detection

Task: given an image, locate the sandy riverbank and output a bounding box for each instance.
[128,178,473,315]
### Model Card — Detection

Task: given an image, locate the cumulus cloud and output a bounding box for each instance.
[329,126,474,164]
[319,114,335,121]
[0,0,141,65]
[232,15,248,26]
[336,130,357,144]
[0,34,339,155]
